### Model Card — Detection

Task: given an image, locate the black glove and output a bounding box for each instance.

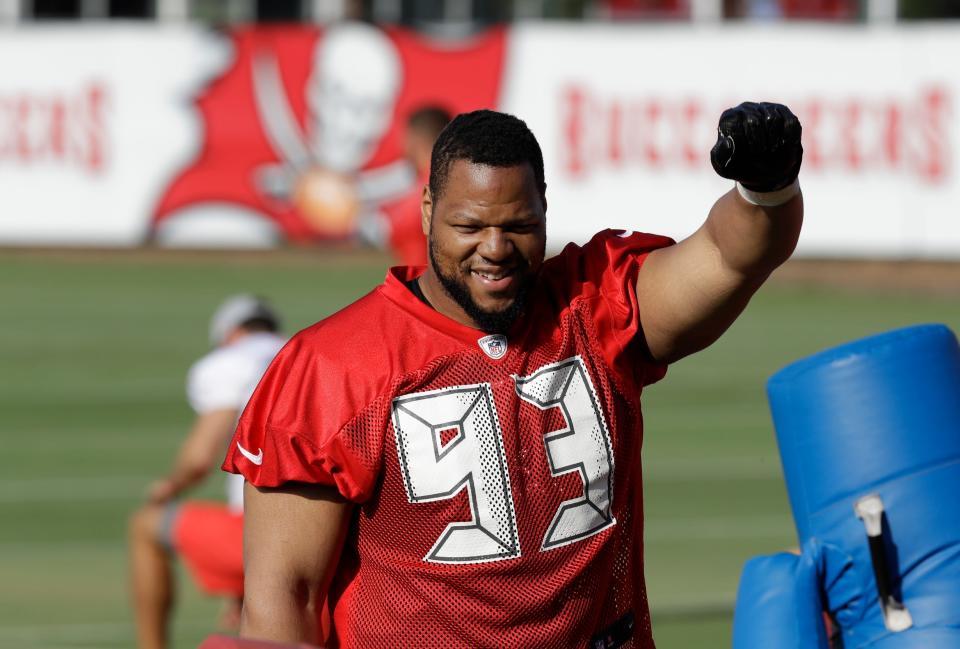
[710,102,803,192]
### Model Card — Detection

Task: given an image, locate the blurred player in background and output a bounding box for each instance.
[129,296,285,649]
[380,105,452,266]
[224,105,803,647]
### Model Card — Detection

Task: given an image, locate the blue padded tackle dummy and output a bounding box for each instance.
[732,324,960,649]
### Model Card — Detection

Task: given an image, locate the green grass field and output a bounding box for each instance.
[3,250,960,648]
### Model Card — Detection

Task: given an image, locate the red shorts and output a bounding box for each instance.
[172,501,244,597]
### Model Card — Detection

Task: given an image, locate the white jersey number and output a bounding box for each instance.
[392,356,615,564]
[392,384,520,563]
[515,357,616,550]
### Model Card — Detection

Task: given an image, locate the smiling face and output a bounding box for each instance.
[419,159,547,334]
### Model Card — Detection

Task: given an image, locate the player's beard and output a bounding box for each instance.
[429,237,534,335]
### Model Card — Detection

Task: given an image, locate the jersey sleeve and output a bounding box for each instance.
[221,332,382,503]
[557,229,676,387]
[186,352,254,414]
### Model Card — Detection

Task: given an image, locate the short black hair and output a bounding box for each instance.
[429,110,546,204]
[407,105,452,140]
[240,316,279,334]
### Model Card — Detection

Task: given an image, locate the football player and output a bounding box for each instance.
[224,105,803,648]
[379,105,452,267]
[129,296,285,649]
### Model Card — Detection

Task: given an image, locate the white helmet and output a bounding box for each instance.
[209,294,280,347]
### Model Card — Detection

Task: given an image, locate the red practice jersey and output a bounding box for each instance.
[224,229,674,649]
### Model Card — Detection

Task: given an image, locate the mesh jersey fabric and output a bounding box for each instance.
[224,229,675,649]
[188,331,286,510]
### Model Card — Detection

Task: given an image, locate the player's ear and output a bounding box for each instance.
[421,184,433,236]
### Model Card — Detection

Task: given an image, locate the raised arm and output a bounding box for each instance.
[241,481,353,644]
[637,102,804,364]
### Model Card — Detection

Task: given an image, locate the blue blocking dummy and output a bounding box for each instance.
[732,324,960,649]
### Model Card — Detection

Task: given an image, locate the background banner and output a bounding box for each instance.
[1,23,956,257]
[501,24,956,258]
[0,25,222,246]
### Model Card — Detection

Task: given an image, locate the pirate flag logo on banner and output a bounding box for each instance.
[152,23,507,247]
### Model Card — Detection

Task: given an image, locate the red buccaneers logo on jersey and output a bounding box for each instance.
[151,24,507,246]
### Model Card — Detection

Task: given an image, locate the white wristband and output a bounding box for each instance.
[736,177,801,207]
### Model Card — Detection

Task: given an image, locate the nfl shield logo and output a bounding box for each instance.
[478,334,508,360]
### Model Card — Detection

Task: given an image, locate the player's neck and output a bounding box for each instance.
[221,329,247,346]
[405,276,433,308]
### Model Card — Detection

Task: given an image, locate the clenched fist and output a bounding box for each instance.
[711,102,803,193]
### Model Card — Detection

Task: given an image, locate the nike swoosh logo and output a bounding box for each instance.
[236,442,263,466]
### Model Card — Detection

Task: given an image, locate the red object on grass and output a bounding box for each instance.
[198,634,323,649]
[172,502,244,597]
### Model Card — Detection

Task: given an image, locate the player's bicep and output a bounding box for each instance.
[637,187,801,364]
[242,481,352,642]
[636,223,759,364]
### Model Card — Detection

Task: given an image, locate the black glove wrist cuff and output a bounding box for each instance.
[736,178,800,207]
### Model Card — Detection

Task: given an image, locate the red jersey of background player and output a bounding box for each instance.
[380,170,429,267]
[224,228,674,648]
